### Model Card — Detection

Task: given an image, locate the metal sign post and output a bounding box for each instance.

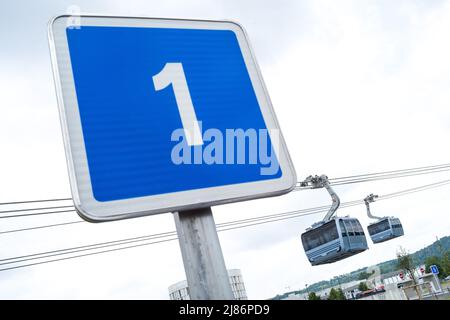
[174,207,233,300]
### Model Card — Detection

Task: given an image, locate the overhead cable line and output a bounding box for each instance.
[0,175,449,232]
[0,209,76,219]
[378,179,450,200]
[1,178,449,272]
[0,198,72,206]
[328,163,450,181]
[326,168,450,187]
[1,162,449,215]
[295,165,450,190]
[0,205,74,215]
[0,205,337,265]
[0,237,179,272]
[0,221,84,235]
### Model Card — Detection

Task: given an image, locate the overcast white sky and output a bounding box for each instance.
[1,0,450,299]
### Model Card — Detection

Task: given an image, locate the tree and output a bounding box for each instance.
[438,251,450,276]
[435,238,450,276]
[442,250,450,276]
[337,288,346,300]
[308,292,321,300]
[396,246,418,286]
[397,246,423,299]
[358,272,370,280]
[328,288,338,300]
[328,287,346,300]
[358,282,369,292]
[358,270,375,280]
[425,256,448,279]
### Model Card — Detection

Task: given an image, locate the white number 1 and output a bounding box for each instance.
[153,63,204,146]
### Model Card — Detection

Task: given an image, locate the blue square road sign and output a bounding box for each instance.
[430,265,439,275]
[49,16,296,221]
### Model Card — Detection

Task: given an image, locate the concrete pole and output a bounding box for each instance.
[173,207,234,300]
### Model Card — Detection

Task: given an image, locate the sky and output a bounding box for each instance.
[0,0,450,299]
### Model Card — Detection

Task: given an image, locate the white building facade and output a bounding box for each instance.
[169,269,248,300]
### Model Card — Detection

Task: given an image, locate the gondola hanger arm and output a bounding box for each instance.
[364,193,384,220]
[301,175,340,222]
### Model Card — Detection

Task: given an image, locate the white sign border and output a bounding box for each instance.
[48,15,297,222]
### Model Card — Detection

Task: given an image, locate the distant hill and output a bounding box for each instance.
[271,235,450,300]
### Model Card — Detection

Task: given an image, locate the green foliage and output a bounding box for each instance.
[411,237,450,266]
[396,246,417,284]
[396,247,414,270]
[271,236,450,300]
[358,282,369,291]
[433,240,450,277]
[358,270,374,280]
[328,287,346,300]
[442,251,450,276]
[328,288,338,300]
[337,288,346,300]
[425,256,448,279]
[308,292,321,300]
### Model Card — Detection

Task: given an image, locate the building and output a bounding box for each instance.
[168,269,248,300]
[168,280,191,300]
[280,265,446,301]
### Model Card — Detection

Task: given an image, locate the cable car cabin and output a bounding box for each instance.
[367,217,404,244]
[301,217,368,266]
